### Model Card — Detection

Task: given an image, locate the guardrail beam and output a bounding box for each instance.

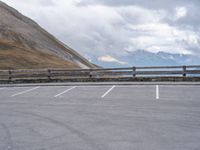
[0,65,200,80]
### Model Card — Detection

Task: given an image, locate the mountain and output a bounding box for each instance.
[92,50,200,68]
[0,1,95,69]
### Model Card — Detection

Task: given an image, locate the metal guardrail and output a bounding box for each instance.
[0,65,200,80]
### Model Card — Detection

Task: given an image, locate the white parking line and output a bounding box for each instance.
[11,86,40,97]
[156,85,159,99]
[54,86,76,98]
[0,87,5,90]
[101,85,116,98]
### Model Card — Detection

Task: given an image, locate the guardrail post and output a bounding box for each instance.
[132,67,136,77]
[183,66,187,77]
[47,69,51,80]
[89,69,92,78]
[8,70,12,80]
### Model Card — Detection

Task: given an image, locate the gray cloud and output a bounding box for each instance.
[77,0,198,8]
[39,0,55,6]
[1,0,200,60]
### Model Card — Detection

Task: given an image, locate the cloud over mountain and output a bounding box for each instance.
[1,0,200,66]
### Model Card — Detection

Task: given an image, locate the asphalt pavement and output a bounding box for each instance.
[0,83,200,150]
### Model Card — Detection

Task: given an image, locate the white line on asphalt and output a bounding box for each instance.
[101,85,116,98]
[0,87,5,90]
[156,85,159,99]
[54,86,76,98]
[11,86,40,97]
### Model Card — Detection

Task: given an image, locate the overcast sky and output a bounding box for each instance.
[1,0,200,62]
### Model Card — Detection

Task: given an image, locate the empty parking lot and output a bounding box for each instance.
[0,83,200,150]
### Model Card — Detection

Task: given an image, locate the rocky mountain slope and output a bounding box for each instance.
[0,1,95,69]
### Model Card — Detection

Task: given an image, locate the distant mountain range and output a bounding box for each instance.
[0,1,95,69]
[91,50,200,68]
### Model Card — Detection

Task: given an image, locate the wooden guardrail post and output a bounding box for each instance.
[47,69,51,80]
[183,66,187,77]
[132,67,136,77]
[89,69,92,78]
[8,70,12,80]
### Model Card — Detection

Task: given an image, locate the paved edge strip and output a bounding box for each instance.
[2,82,200,88]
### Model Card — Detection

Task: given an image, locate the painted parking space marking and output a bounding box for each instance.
[156,85,159,99]
[101,85,116,98]
[11,86,40,97]
[54,86,76,98]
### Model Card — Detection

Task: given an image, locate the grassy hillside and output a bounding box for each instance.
[0,1,96,69]
[0,40,80,70]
